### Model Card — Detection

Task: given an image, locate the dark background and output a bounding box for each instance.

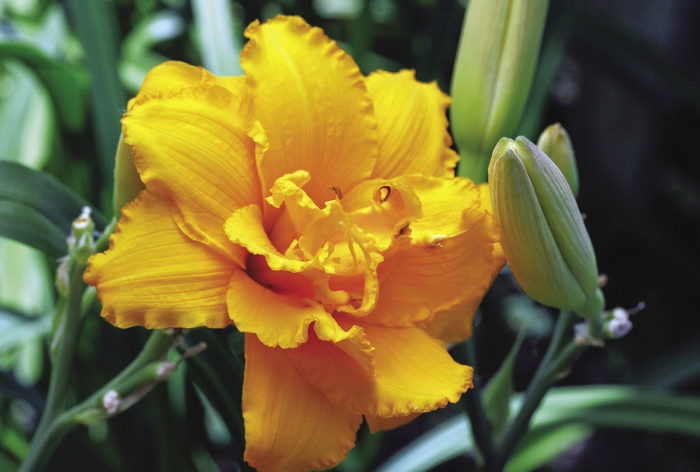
[1,0,699,470]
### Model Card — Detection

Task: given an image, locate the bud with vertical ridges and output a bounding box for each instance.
[537,123,579,197]
[489,136,600,315]
[451,0,549,183]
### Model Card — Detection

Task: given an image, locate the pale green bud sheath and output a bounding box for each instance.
[113,133,144,216]
[489,137,599,313]
[537,123,579,197]
[451,0,549,183]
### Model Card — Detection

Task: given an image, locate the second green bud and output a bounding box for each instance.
[489,136,602,317]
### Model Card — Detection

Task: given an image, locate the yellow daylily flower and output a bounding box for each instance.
[84,15,505,472]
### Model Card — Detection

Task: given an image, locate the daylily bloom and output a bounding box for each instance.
[85,15,504,472]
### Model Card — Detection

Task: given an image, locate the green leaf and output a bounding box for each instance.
[0,370,45,411]
[483,330,526,435]
[0,201,67,257]
[505,423,592,472]
[0,161,106,255]
[65,0,126,184]
[191,0,244,76]
[377,386,700,472]
[0,41,88,131]
[183,328,246,460]
[0,309,51,354]
[0,61,55,169]
[119,11,185,93]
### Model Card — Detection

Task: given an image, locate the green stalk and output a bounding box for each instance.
[456,339,497,472]
[19,330,176,471]
[36,259,86,433]
[496,339,585,468]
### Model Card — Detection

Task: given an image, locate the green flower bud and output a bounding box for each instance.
[489,136,599,312]
[537,123,579,197]
[113,133,144,216]
[68,206,96,265]
[451,0,549,183]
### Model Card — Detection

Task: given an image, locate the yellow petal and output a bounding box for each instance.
[362,225,501,327]
[243,335,362,472]
[127,60,246,110]
[365,413,420,433]
[224,204,311,273]
[366,69,459,179]
[83,191,235,329]
[240,15,378,205]
[418,299,481,344]
[227,269,345,349]
[287,317,472,417]
[123,82,260,267]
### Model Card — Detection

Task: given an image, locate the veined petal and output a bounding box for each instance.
[126,61,247,111]
[243,335,362,472]
[359,176,504,327]
[367,69,459,179]
[224,204,311,273]
[362,224,502,327]
[365,413,420,433]
[123,83,260,266]
[287,317,472,417]
[227,269,341,349]
[83,191,235,329]
[240,15,378,205]
[418,299,481,344]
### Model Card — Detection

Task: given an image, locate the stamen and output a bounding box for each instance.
[377,185,391,202]
[330,185,343,200]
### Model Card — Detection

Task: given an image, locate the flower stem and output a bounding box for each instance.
[495,327,585,469]
[19,330,177,471]
[37,258,87,434]
[456,339,497,471]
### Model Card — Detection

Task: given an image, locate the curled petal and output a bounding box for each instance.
[287,317,472,417]
[241,15,378,205]
[123,82,260,266]
[243,335,362,472]
[367,69,459,179]
[83,191,235,328]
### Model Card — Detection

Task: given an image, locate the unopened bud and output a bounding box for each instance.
[451,0,549,182]
[489,136,599,313]
[537,123,579,197]
[68,206,96,264]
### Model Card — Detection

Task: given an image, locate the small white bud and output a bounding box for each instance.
[102,390,121,414]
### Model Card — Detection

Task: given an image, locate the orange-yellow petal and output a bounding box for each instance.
[287,318,472,418]
[123,81,260,267]
[365,413,420,433]
[366,69,459,179]
[362,224,500,327]
[240,15,378,205]
[418,299,481,344]
[227,269,343,349]
[243,334,362,472]
[83,191,235,329]
[127,60,247,110]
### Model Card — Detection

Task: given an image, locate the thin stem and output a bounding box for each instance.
[496,340,585,468]
[19,331,176,471]
[540,310,574,367]
[455,339,497,471]
[36,259,86,433]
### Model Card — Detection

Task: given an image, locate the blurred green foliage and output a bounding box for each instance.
[1,0,699,470]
